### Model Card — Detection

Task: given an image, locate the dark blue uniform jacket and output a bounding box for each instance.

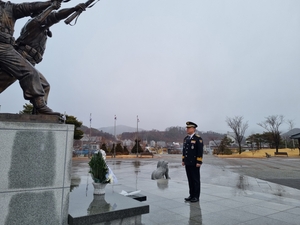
[182,134,203,165]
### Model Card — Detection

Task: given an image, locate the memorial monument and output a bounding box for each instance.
[0,0,92,115]
[0,0,93,224]
[0,1,149,224]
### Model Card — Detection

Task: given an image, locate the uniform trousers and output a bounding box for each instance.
[0,43,45,100]
[185,165,201,199]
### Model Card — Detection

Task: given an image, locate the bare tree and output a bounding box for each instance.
[287,119,295,150]
[226,116,249,154]
[287,119,295,131]
[257,115,284,153]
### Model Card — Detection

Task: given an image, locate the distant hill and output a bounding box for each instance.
[79,125,114,139]
[98,125,144,135]
[79,124,225,144]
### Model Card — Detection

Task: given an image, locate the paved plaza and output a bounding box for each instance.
[71,155,300,225]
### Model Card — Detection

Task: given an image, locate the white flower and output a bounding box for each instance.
[100,149,106,160]
[106,167,118,184]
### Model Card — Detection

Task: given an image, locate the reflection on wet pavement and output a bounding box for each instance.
[87,195,111,215]
[71,156,300,225]
[236,175,249,190]
[133,161,141,168]
[156,179,168,190]
[189,203,202,225]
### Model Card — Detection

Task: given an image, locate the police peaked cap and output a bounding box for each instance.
[186,121,197,128]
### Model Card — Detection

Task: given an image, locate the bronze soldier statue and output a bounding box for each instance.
[0,1,86,113]
[0,0,61,115]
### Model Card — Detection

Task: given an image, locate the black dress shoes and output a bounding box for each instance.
[184,196,192,201]
[190,197,199,202]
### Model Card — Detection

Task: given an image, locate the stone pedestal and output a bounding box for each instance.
[0,114,74,225]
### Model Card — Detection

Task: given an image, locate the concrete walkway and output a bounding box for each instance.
[71,155,300,225]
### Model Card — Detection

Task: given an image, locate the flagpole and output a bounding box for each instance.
[89,113,92,158]
[114,115,117,158]
[90,113,92,136]
[136,115,139,158]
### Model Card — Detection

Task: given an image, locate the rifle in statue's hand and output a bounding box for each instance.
[18,0,70,43]
[35,0,70,24]
[64,0,100,25]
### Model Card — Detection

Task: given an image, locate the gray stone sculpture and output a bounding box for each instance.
[151,160,170,180]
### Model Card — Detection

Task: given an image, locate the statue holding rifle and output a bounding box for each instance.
[0,1,86,114]
[0,0,61,115]
[0,0,96,115]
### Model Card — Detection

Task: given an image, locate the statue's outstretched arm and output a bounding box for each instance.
[55,3,86,21]
[24,1,61,31]
[14,1,53,19]
[34,1,61,24]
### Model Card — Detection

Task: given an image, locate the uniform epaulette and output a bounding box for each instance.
[195,134,201,137]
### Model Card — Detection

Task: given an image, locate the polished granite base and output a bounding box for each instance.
[68,176,149,225]
[0,119,74,225]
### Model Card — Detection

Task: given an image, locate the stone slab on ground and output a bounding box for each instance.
[68,178,149,225]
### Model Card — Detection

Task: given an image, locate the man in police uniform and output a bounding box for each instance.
[182,121,203,202]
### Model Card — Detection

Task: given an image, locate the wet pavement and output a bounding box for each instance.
[204,156,300,190]
[71,155,300,225]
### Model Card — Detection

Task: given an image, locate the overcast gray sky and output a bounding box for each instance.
[0,0,299,134]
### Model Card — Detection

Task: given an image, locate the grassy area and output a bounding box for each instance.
[217,148,300,158]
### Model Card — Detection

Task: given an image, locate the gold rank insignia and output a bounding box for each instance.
[200,140,203,143]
